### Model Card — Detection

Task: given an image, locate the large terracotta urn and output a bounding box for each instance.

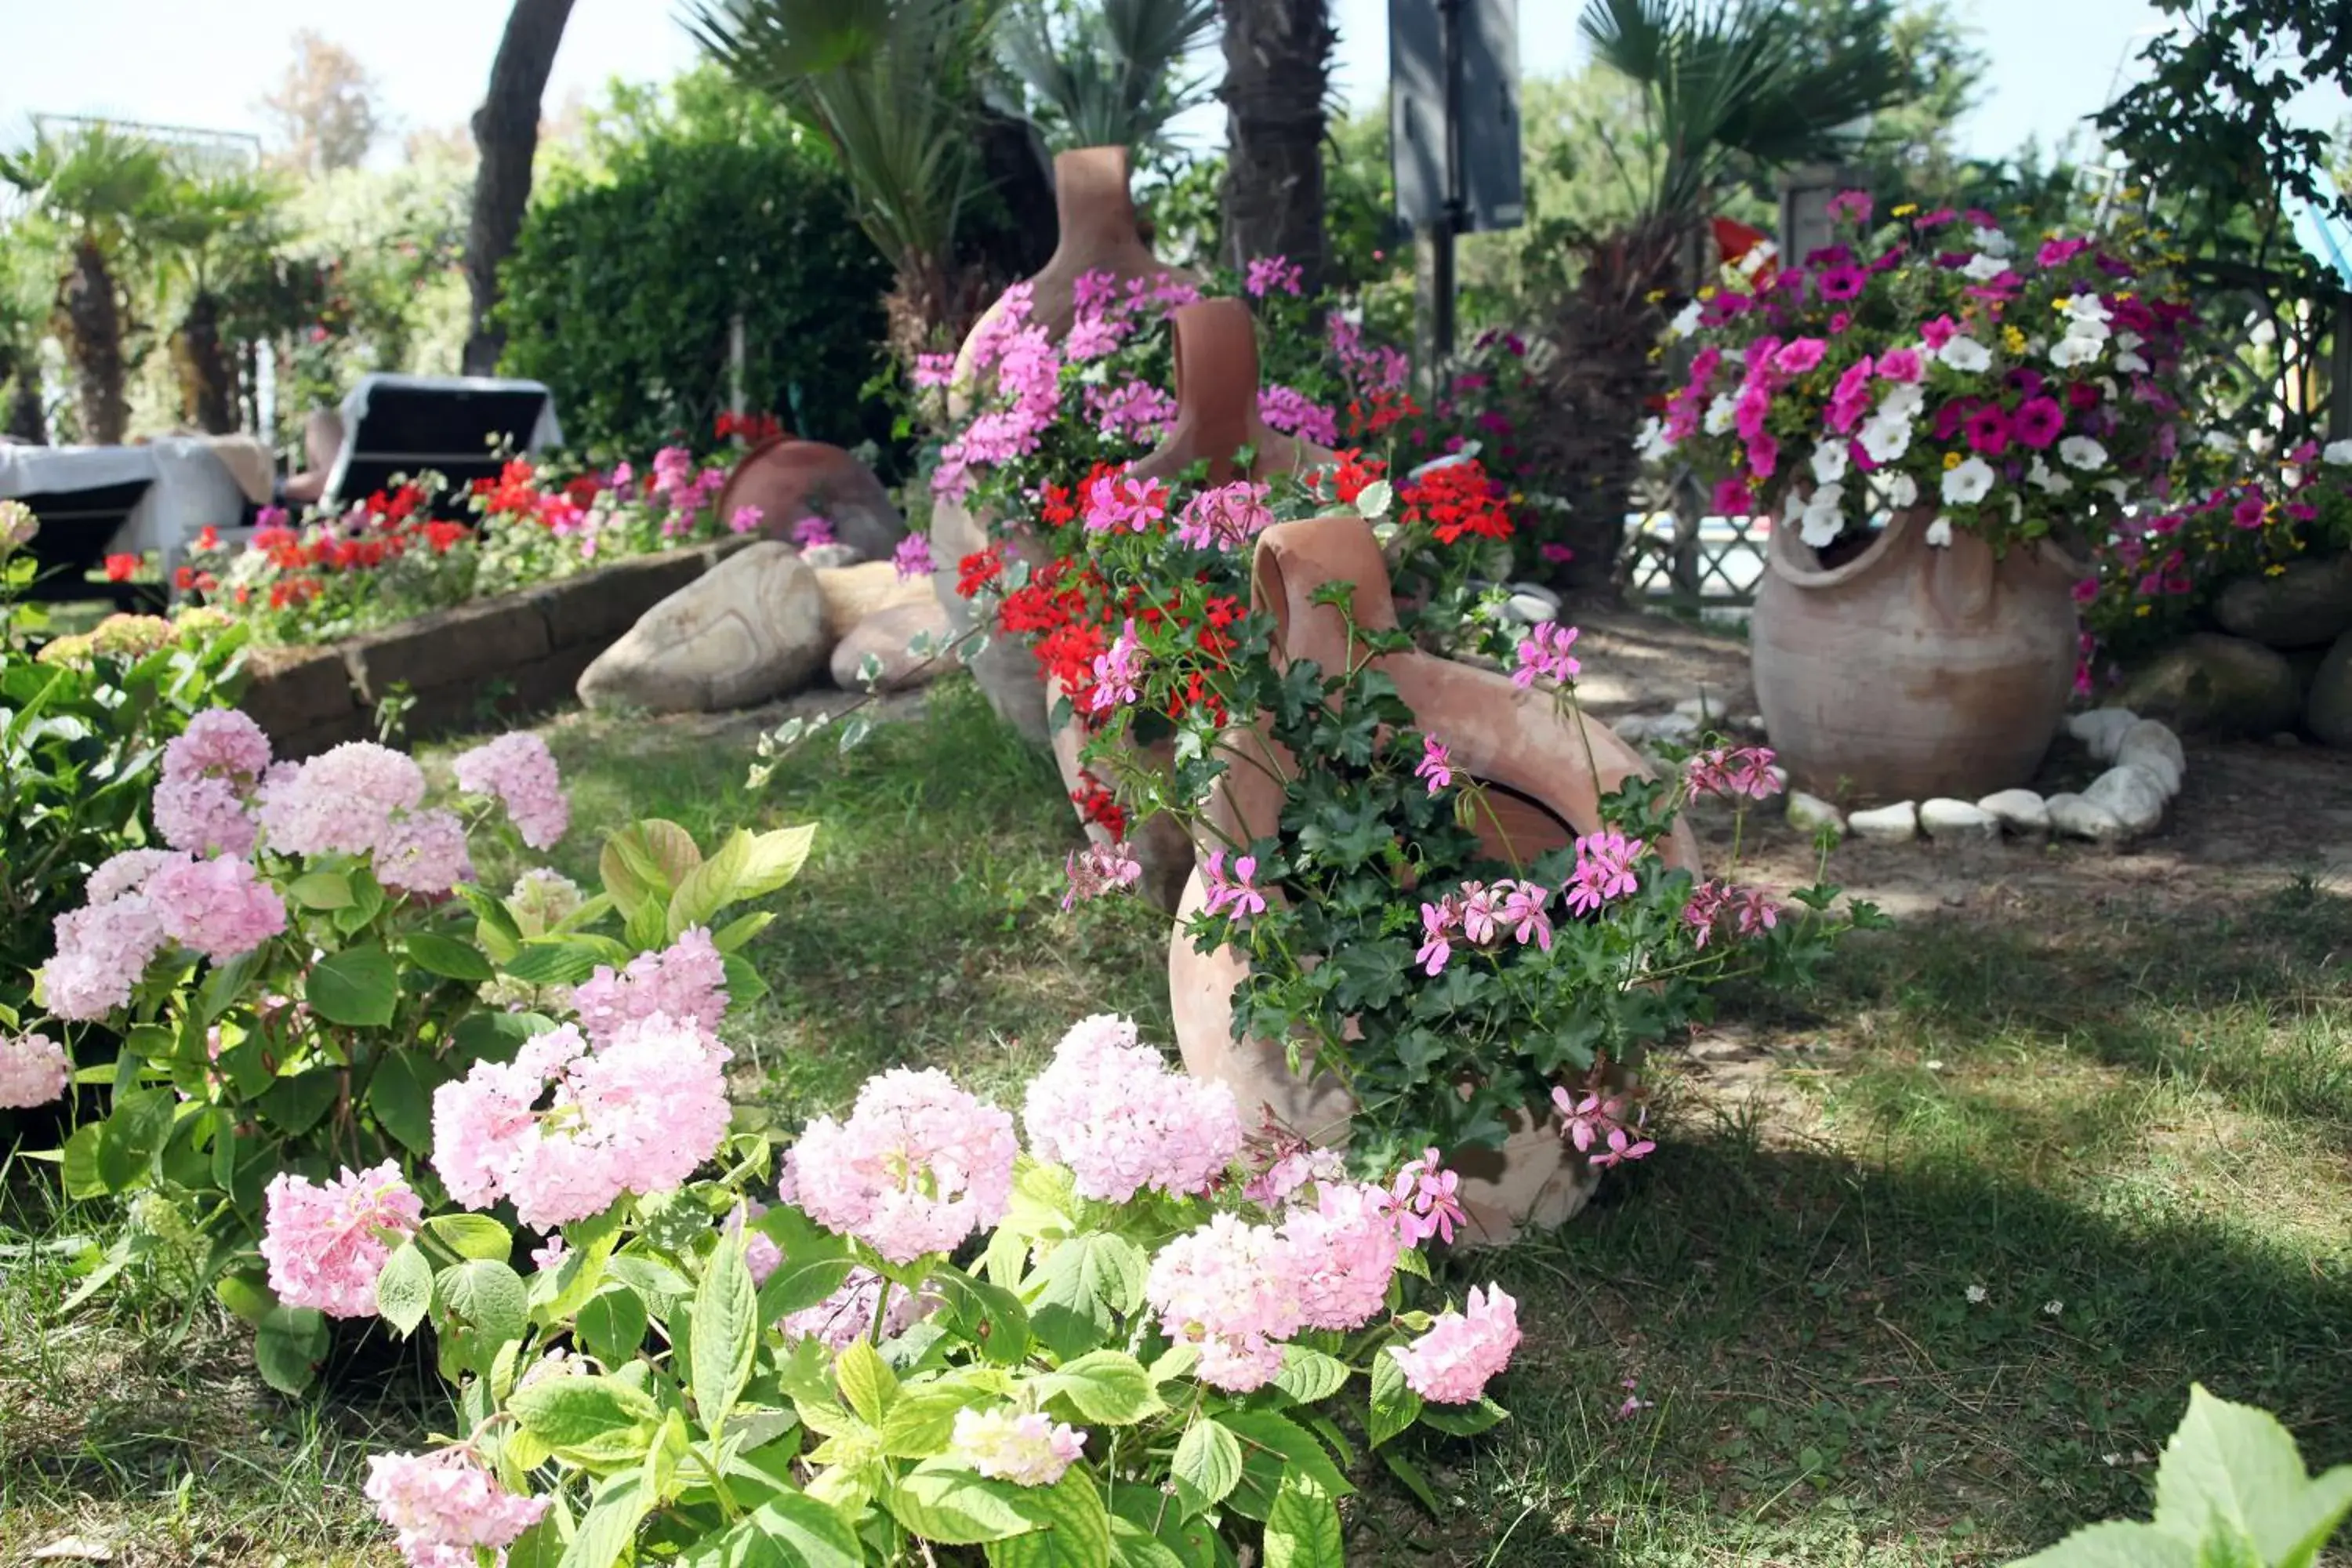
[930,145,1198,746]
[1170,513,1702,1247]
[713,437,906,562]
[1751,509,2082,804]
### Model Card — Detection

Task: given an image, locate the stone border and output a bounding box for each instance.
[1783,706,2185,847]
[234,540,755,757]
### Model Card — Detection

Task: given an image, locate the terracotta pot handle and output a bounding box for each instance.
[1167,300,1263,479]
[1250,514,1403,673]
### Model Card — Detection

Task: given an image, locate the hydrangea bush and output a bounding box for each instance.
[9,705,814,1389]
[282,1008,1523,1568]
[1646,194,2198,561]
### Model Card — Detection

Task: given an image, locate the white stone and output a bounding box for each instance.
[1500,591,1558,626]
[1787,790,1846,838]
[815,561,932,640]
[2067,706,2140,761]
[1919,797,2000,841]
[2045,790,2129,844]
[578,542,829,714]
[1505,581,1562,615]
[2113,719,2185,797]
[829,597,954,693]
[1617,711,1701,746]
[1848,801,1918,842]
[2082,763,2169,837]
[800,542,865,570]
[1976,787,2051,836]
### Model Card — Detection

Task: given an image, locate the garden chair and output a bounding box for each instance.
[318,373,564,511]
[0,445,162,610]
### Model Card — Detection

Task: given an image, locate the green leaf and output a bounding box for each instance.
[1380,1449,1443,1518]
[1263,1467,1345,1568]
[1171,1418,1243,1518]
[307,946,400,1026]
[578,1283,649,1367]
[376,1242,434,1336]
[405,931,496,983]
[879,1381,995,1458]
[985,1471,1111,1568]
[259,1068,340,1138]
[711,909,774,953]
[503,940,610,988]
[560,1472,649,1568]
[425,1213,515,1263]
[1108,1518,1190,1568]
[1221,1409,1352,1523]
[287,869,354,909]
[253,1305,327,1394]
[1272,1345,1352,1406]
[1368,1348,1424,1447]
[601,819,702,909]
[735,822,818,900]
[834,1338,897,1428]
[94,1087,174,1192]
[928,1269,1034,1365]
[1040,1349,1163,1425]
[1416,1397,1506,1438]
[60,1121,107,1200]
[512,1374,663,1469]
[720,953,768,1007]
[367,1051,443,1154]
[437,1258,529,1371]
[2011,1521,2198,1568]
[692,1230,759,1430]
[887,1461,1047,1544]
[682,1493,866,1567]
[2150,1385,2352,1568]
[1029,1232,1146,1361]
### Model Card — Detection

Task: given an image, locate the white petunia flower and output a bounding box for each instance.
[2058,435,2109,472]
[2061,292,2112,326]
[1799,483,1847,547]
[1860,415,1914,465]
[1969,225,2015,258]
[1782,488,1807,524]
[2203,430,2244,456]
[1668,299,1704,339]
[1809,441,1850,486]
[2324,438,2352,465]
[2096,478,2131,504]
[1881,382,1926,421]
[2114,347,2151,374]
[1703,394,1737,436]
[2027,456,2073,495]
[1938,336,1992,372]
[1636,416,1672,462]
[1961,253,2010,281]
[1884,472,1919,509]
[2049,334,2103,368]
[1941,456,1997,505]
[1924,515,1955,547]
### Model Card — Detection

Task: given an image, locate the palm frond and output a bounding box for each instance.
[996,0,1216,152]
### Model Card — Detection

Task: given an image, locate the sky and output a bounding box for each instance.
[0,0,2339,173]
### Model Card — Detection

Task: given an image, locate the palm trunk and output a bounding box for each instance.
[59,238,128,445]
[173,292,239,434]
[463,0,577,376]
[1216,0,1334,292]
[1534,219,1687,598]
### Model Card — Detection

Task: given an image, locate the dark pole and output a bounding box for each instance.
[1433,0,1463,365]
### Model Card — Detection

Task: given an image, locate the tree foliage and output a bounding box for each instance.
[256,31,381,176]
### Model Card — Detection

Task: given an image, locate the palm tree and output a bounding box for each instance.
[995,0,1218,154]
[0,125,171,445]
[1534,0,1914,594]
[1214,0,1336,288]
[147,167,289,434]
[0,226,49,441]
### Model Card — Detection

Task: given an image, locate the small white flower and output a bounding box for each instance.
[2204,429,2245,456]
[1940,456,1997,506]
[1880,382,1926,421]
[1970,225,2015,257]
[2049,334,2103,368]
[1668,299,1704,339]
[1781,488,1807,524]
[2058,435,2109,472]
[2247,427,2275,455]
[2322,438,2352,465]
[1636,416,1672,462]
[1703,394,1737,436]
[1938,336,1992,372]
[2096,478,2131,504]
[1799,483,1846,547]
[2114,348,2151,373]
[1922,1058,1945,1071]
[2062,292,2112,325]
[1965,1284,1988,1305]
[1961,252,2010,281]
[1885,472,1919,509]
[1860,417,1913,465]
[1809,441,1850,486]
[2042,1299,2064,1316]
[1924,515,1955,546]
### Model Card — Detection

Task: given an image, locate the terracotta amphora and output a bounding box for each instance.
[1168,512,1703,1247]
[1751,507,2082,804]
[931,146,1200,745]
[713,437,906,563]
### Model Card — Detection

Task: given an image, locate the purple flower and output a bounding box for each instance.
[2013,397,2064,449]
[1963,405,2013,456]
[1816,264,1867,301]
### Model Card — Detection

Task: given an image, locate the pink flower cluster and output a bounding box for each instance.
[1083,380,1177,443]
[1171,481,1275,550]
[787,1067,1018,1264]
[1683,745,1782,802]
[451,732,569,850]
[891,533,935,581]
[1258,384,1339,447]
[951,1406,1087,1487]
[145,853,290,961]
[363,1446,550,1568]
[1415,735,1454,793]
[791,514,836,548]
[1020,1014,1243,1203]
[1087,619,1145,712]
[1390,1284,1521,1403]
[1062,840,1142,910]
[650,445,729,535]
[1415,877,1555,977]
[1081,470,1170,534]
[1388,1147,1470,1245]
[44,847,286,1019]
[1512,622,1581,688]
[1244,255,1305,297]
[260,1161,423,1318]
[0,1031,70,1109]
[1551,1086,1657,1169]
[1566,830,1643,916]
[154,710,271,855]
[430,1014,734,1231]
[568,927,728,1044]
[931,286,1061,503]
[1200,850,1268,920]
[254,741,473,895]
[1328,314,1410,398]
[1680,880,1779,948]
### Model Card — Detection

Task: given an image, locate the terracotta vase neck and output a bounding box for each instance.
[1047,146,1149,267]
[1161,299,1266,481]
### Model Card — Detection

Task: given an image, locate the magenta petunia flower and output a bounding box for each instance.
[1816,264,1867,301]
[2013,396,2065,449]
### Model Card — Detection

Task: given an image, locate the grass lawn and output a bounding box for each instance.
[5,677,2347,1566]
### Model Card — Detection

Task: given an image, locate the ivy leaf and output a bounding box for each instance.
[1171,1417,1243,1518]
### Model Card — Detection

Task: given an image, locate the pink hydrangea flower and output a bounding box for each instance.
[568,927,728,1045]
[165,710,272,785]
[1281,1180,1404,1330]
[372,809,474,896]
[1389,1283,1520,1403]
[257,742,426,858]
[1415,735,1454,793]
[952,1406,1087,1486]
[1022,1013,1244,1203]
[1512,622,1581,688]
[1062,840,1142,910]
[1200,850,1268,920]
[43,895,166,1020]
[363,1446,550,1568]
[724,1200,782,1287]
[0,1031,71,1109]
[145,852,286,961]
[154,773,259,856]
[787,1068,1018,1264]
[85,848,183,907]
[892,534,935,581]
[452,732,569,850]
[1145,1212,1301,1392]
[260,1161,423,1317]
[779,1265,936,1350]
[1564,830,1643,916]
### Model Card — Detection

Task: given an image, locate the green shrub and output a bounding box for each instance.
[497,69,895,467]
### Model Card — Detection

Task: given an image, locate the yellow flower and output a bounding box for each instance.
[1509,492,1524,504]
[1645,289,1668,303]
[1891,202,1918,217]
[2135,604,2151,617]
[1697,285,1718,299]
[1943,452,1963,470]
[2002,325,2027,354]
[2266,563,2287,576]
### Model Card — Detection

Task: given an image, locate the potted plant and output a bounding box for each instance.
[1646,194,2197,802]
